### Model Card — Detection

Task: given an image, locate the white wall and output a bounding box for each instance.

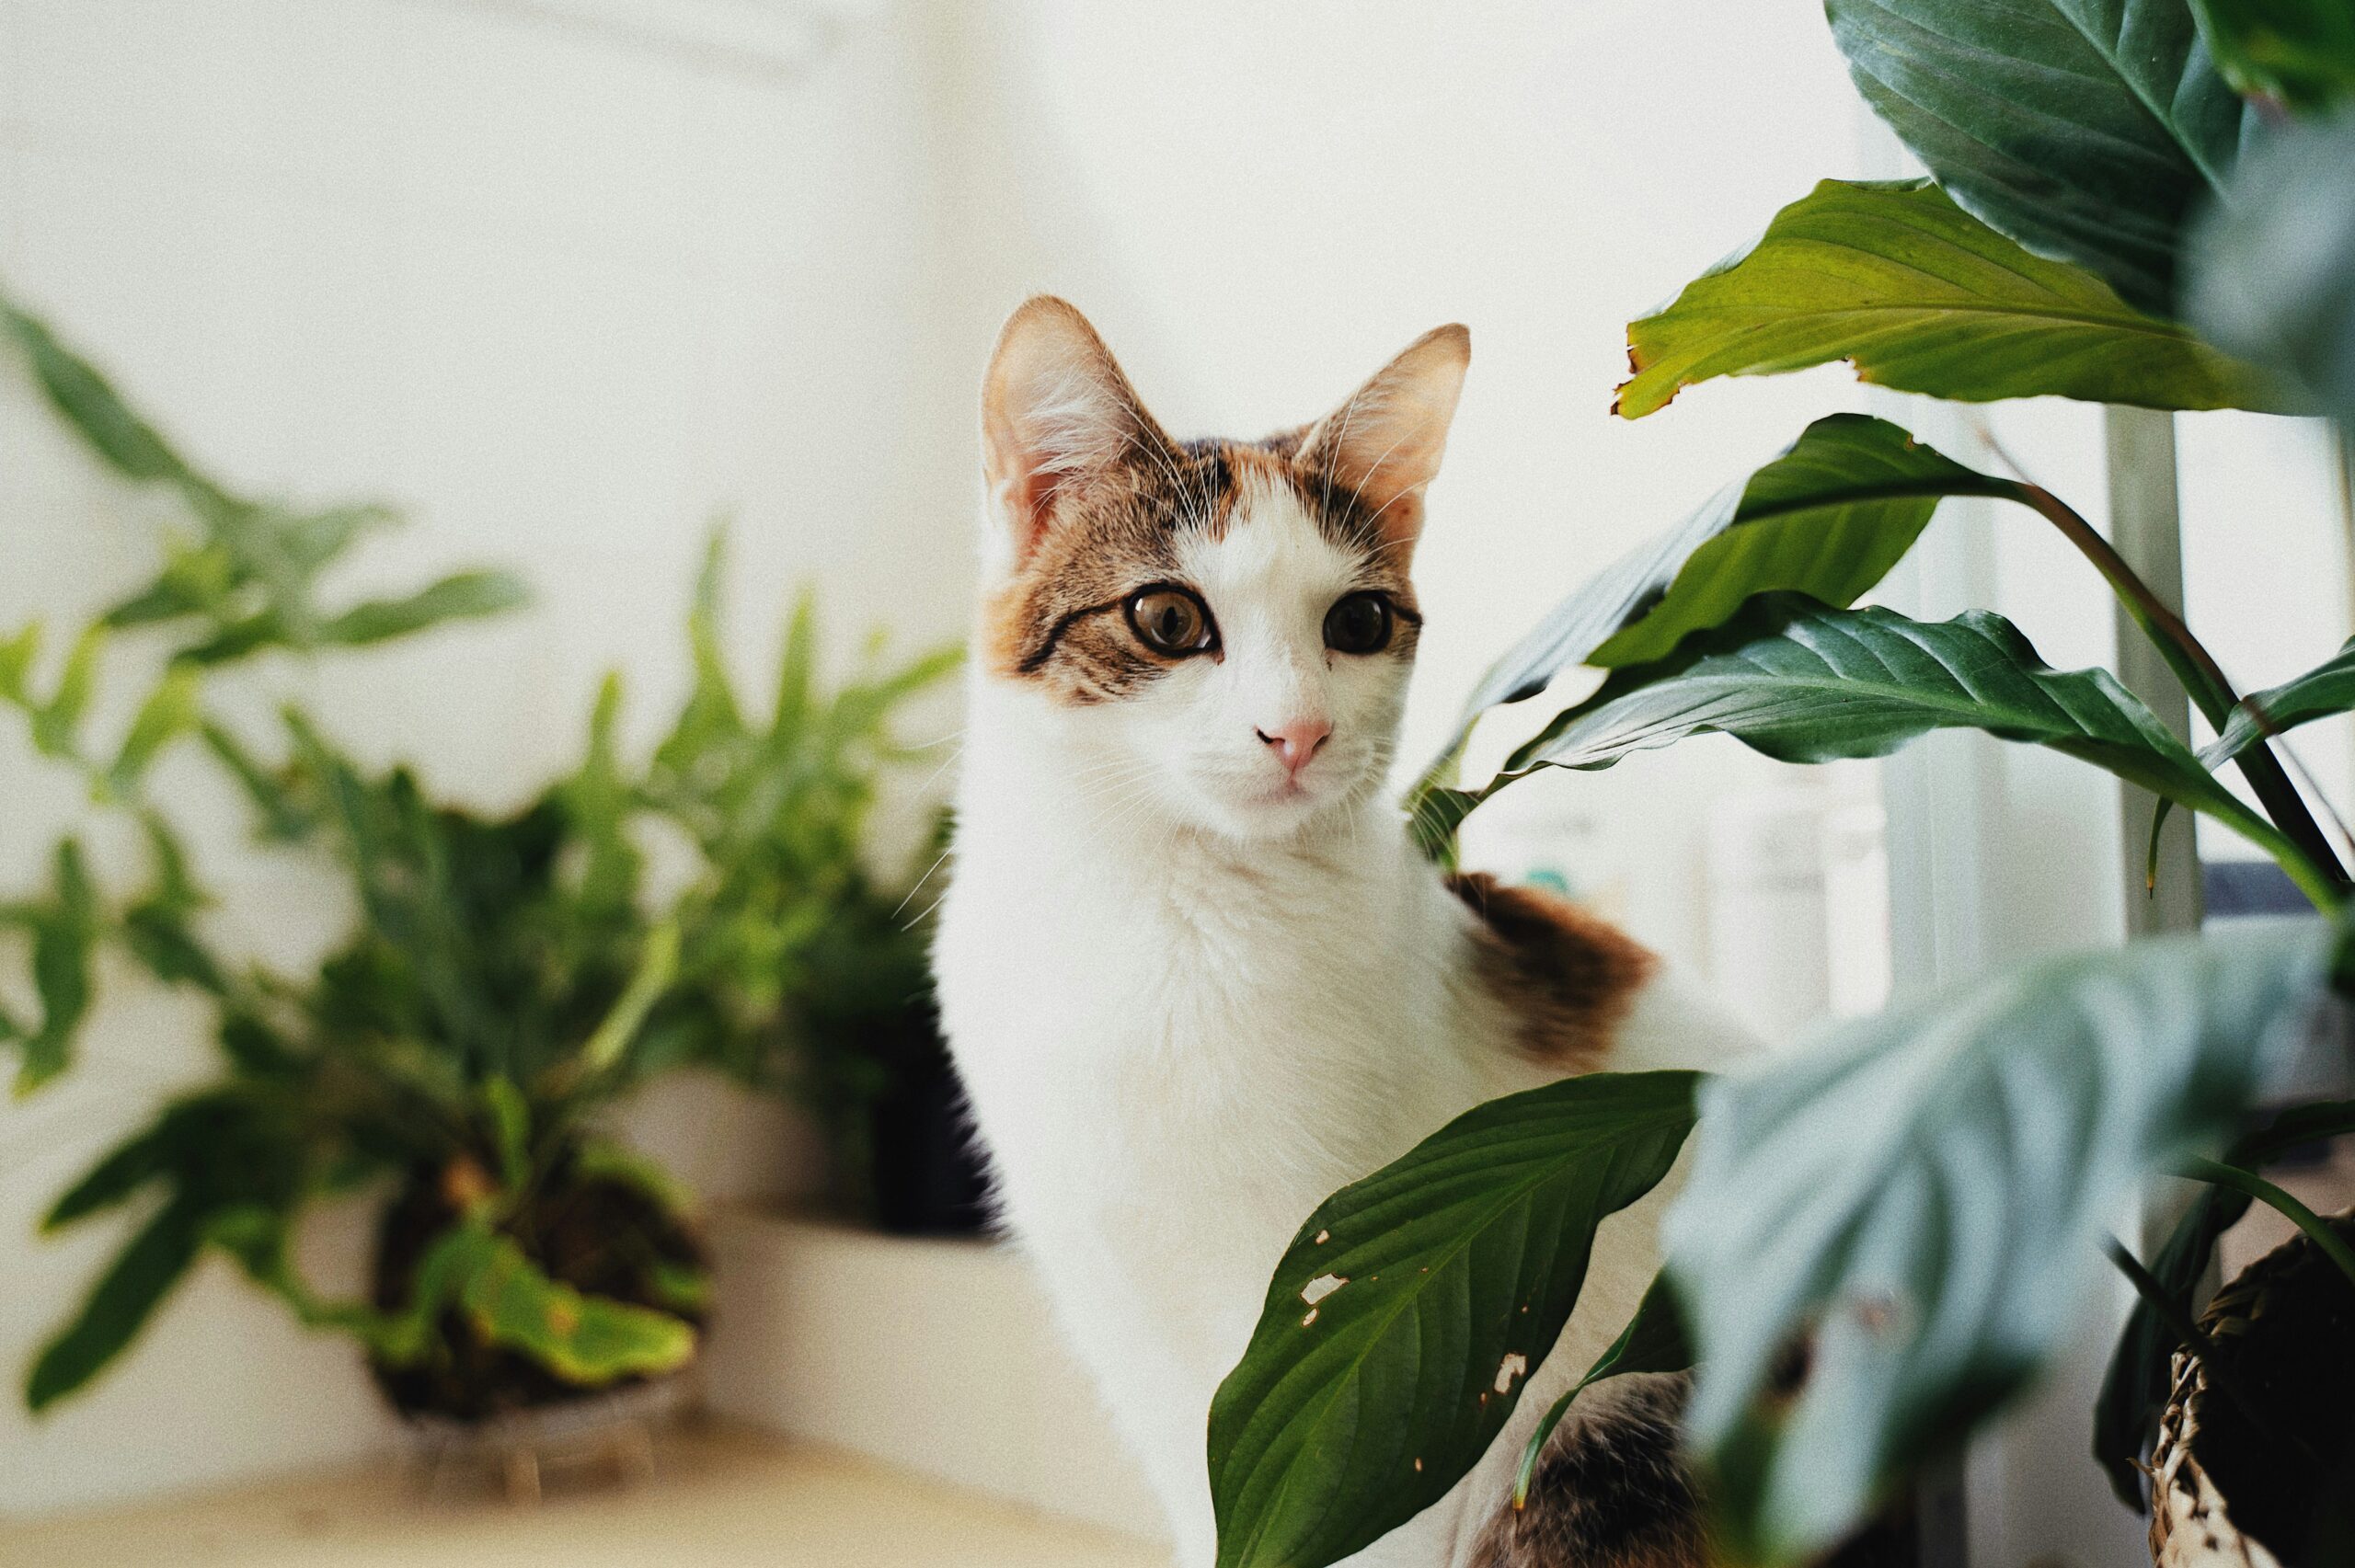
[3,0,1908,1521]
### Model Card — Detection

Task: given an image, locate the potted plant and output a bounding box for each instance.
[1198,4,2355,1566]
[8,299,962,1436]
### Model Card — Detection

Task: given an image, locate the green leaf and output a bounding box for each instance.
[457,1229,696,1383]
[1512,1272,1692,1507]
[2205,635,2355,766]
[1,298,212,496]
[1427,417,2007,774]
[580,921,680,1075]
[43,1126,177,1231]
[0,624,38,707]
[281,504,396,573]
[1209,1071,1700,1568]
[106,667,202,798]
[1465,598,2304,882]
[482,1076,532,1195]
[17,841,100,1094]
[1617,179,2293,419]
[119,905,224,994]
[772,589,818,741]
[31,624,105,761]
[1665,920,2338,1562]
[2092,1098,2355,1503]
[1827,0,2252,314]
[315,570,528,647]
[2188,112,2355,427]
[200,720,311,841]
[26,1197,206,1410]
[2191,0,2355,109]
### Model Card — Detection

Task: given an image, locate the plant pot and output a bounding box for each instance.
[367,1150,709,1424]
[2149,1208,2355,1566]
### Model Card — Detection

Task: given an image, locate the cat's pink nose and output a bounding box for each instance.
[1256,718,1332,775]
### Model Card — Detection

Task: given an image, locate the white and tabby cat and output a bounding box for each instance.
[934,297,1745,1567]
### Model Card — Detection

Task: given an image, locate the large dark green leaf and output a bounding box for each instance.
[1428,417,2007,782]
[1461,598,2303,876]
[1210,1071,1700,1568]
[2092,1097,2355,1503]
[1827,0,2253,314]
[2188,111,2355,426]
[26,1197,206,1410]
[1665,920,2338,1562]
[1618,179,2293,418]
[2192,0,2355,108]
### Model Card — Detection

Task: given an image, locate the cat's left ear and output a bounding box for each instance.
[1297,323,1469,552]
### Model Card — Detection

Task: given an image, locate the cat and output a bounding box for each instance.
[933,296,1746,1568]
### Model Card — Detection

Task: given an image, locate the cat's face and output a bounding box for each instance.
[974,298,1467,842]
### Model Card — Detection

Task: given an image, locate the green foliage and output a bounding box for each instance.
[387,1223,697,1384]
[1234,6,2355,1559]
[1617,179,2294,418]
[2191,0,2355,108]
[1438,598,2305,890]
[1426,415,2005,802]
[2188,111,2355,426]
[2205,634,2355,764]
[1824,0,2249,314]
[12,299,956,1415]
[1208,1072,1698,1568]
[1664,921,2338,1561]
[0,290,528,1088]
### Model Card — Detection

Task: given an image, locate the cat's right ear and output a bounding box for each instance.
[980,297,1168,567]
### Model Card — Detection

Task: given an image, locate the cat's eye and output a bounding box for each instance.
[1127,587,1216,657]
[1323,591,1393,655]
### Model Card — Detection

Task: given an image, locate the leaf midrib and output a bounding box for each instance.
[1648,295,2203,341]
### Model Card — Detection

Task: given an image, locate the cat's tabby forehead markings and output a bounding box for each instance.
[982,434,1419,704]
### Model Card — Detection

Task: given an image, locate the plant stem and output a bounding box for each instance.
[2179,1156,2355,1299]
[2007,480,2349,902]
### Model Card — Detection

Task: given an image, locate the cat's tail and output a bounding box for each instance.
[1465,1374,1707,1568]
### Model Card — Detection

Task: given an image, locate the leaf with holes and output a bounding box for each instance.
[1827,0,2253,314]
[1665,920,2338,1562]
[1617,179,2293,418]
[1209,1071,1700,1568]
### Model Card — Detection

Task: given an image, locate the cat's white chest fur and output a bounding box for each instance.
[936,691,1636,1567]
